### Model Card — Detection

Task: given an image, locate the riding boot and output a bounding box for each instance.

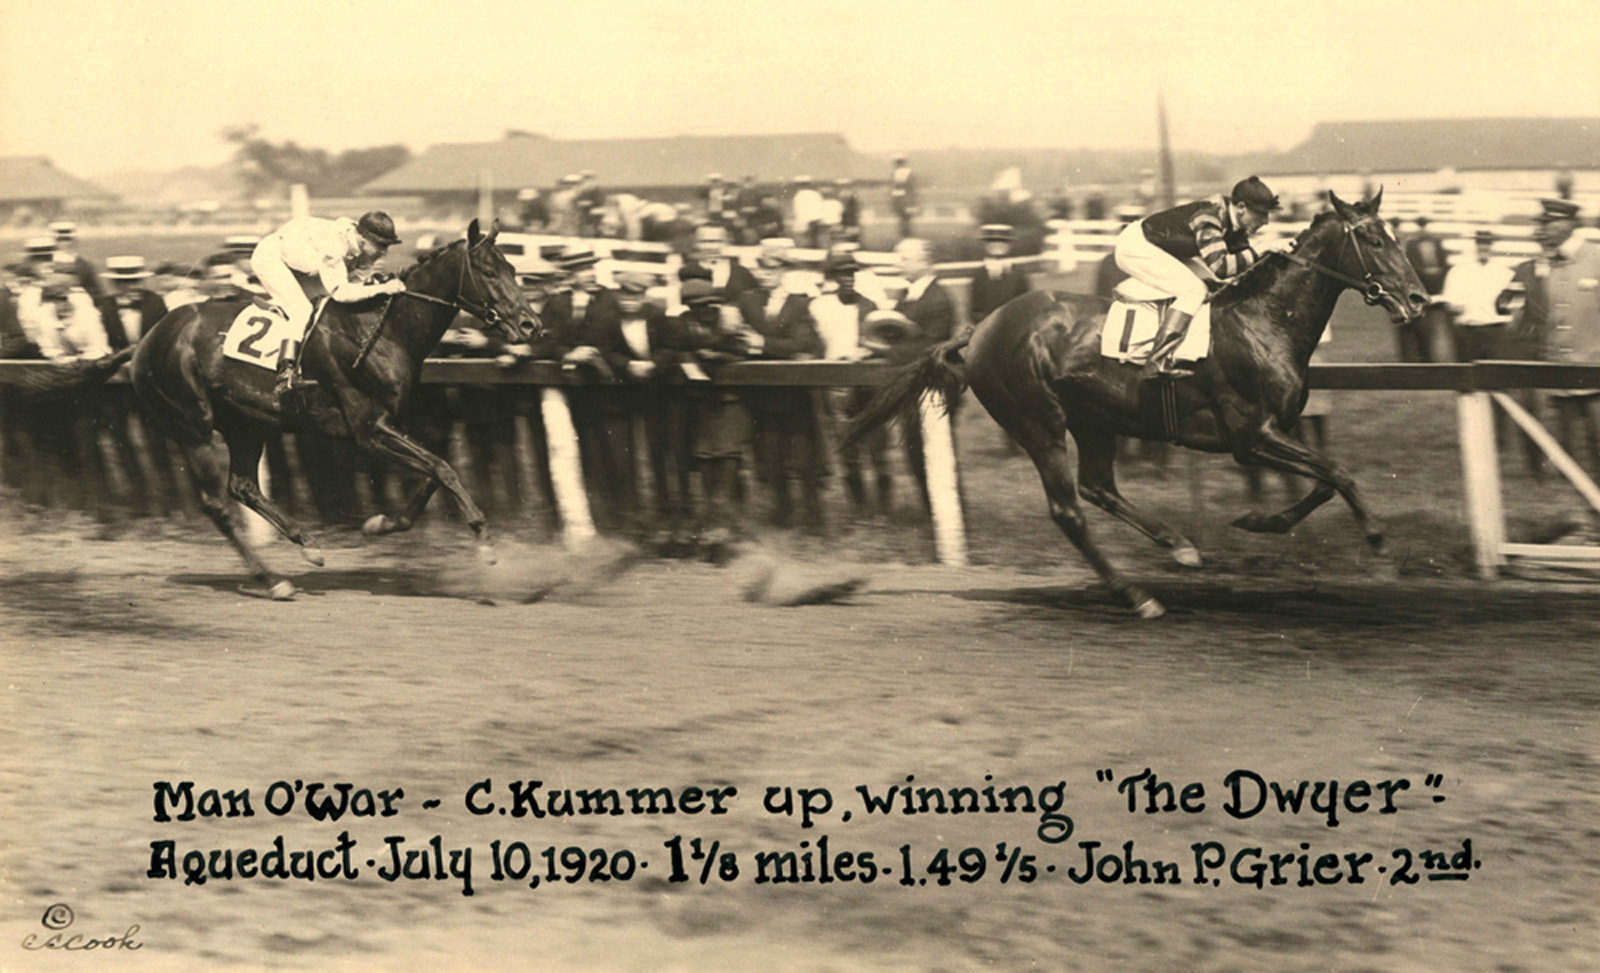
[274,339,302,398]
[1140,308,1194,381]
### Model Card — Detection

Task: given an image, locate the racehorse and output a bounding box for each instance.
[844,191,1428,618]
[127,218,539,599]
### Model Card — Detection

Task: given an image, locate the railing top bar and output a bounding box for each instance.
[2,360,1599,390]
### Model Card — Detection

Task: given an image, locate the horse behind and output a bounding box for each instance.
[845,191,1428,618]
[125,218,539,598]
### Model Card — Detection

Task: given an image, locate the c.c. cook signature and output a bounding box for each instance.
[20,904,142,952]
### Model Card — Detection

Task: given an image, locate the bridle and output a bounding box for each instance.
[352,239,526,370]
[393,240,508,327]
[1281,218,1393,307]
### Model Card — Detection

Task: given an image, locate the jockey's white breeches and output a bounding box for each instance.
[250,237,314,342]
[1114,220,1209,316]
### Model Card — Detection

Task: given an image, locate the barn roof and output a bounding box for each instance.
[0,156,116,203]
[1259,118,1600,175]
[361,133,883,193]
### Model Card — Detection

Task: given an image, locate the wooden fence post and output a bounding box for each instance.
[540,387,595,548]
[1456,391,1504,579]
[918,390,967,566]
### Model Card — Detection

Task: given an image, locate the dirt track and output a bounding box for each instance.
[2,514,1597,973]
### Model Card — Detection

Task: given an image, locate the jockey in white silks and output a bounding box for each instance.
[250,211,406,395]
[1112,176,1284,380]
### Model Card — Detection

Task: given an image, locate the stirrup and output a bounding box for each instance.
[1140,357,1193,381]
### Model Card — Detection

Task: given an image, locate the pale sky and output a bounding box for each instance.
[2,0,1596,178]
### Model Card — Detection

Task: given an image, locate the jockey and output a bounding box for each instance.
[250,211,406,395]
[1113,176,1282,379]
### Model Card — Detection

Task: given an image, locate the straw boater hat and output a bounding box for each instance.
[980,223,1013,243]
[23,237,56,261]
[557,245,599,271]
[105,255,153,280]
[49,220,78,241]
[223,235,260,255]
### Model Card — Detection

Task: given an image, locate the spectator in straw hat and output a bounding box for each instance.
[967,223,1030,325]
[890,236,958,514]
[741,238,829,530]
[791,177,825,249]
[890,156,918,239]
[810,248,890,516]
[97,256,168,349]
[675,273,762,559]
[49,220,105,299]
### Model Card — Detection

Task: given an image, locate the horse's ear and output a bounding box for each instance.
[1328,191,1356,222]
[1369,186,1384,213]
[486,219,501,245]
[467,218,483,248]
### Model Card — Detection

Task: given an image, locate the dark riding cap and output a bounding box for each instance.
[681,278,721,306]
[1231,176,1281,214]
[356,211,403,248]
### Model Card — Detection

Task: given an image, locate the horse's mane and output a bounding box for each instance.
[399,239,465,284]
[1214,211,1342,305]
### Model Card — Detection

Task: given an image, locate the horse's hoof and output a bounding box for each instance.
[362,514,391,536]
[1365,530,1387,553]
[299,545,325,567]
[1171,543,1203,568]
[1131,595,1166,620]
[268,580,296,601]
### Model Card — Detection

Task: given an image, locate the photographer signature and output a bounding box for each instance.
[20,904,142,952]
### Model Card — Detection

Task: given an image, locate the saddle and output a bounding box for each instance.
[1099,279,1213,366]
[221,298,330,370]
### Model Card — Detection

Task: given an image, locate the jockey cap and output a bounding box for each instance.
[356,211,403,248]
[1230,176,1281,215]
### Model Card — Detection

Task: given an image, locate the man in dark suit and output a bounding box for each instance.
[1401,216,1450,362]
[891,237,957,515]
[679,223,761,304]
[542,245,637,532]
[967,223,1030,324]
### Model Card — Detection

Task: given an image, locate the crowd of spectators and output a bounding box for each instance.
[6,178,1598,552]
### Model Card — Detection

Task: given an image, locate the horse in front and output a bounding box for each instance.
[845,191,1428,618]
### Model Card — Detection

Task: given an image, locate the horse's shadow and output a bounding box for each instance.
[169,567,490,601]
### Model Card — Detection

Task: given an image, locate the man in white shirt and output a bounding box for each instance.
[250,211,406,395]
[1441,229,1513,362]
[791,177,824,249]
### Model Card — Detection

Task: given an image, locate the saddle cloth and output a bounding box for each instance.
[1099,278,1213,365]
[221,299,327,370]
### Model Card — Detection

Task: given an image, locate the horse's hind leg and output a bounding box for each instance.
[1073,425,1202,568]
[223,430,325,567]
[362,480,441,537]
[1025,434,1165,619]
[185,431,293,599]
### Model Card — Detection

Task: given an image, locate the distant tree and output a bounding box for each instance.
[220,125,410,199]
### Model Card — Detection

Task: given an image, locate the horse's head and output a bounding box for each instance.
[459,218,543,343]
[1321,190,1429,323]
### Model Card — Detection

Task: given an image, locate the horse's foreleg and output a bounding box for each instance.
[1031,437,1164,619]
[1073,426,1202,568]
[1233,420,1383,549]
[356,416,490,546]
[187,432,293,598]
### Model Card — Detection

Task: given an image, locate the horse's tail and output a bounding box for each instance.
[10,346,135,400]
[839,335,971,452]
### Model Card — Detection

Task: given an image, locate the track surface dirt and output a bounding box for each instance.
[2,512,1597,972]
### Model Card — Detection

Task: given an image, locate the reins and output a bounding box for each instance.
[1280,222,1388,305]
[351,242,504,370]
